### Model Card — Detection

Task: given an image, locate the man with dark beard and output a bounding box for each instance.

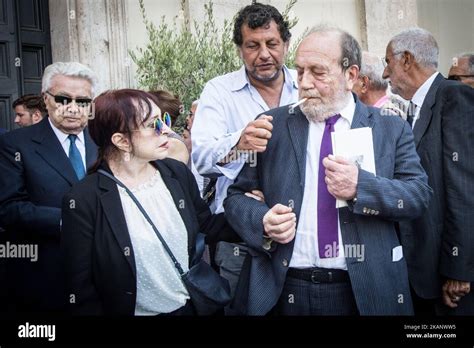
[224,27,432,315]
[191,2,298,314]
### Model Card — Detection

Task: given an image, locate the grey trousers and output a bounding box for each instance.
[214,241,248,315]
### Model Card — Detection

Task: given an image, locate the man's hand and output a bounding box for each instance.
[323,155,358,200]
[237,115,273,152]
[442,279,471,308]
[245,190,265,202]
[262,204,296,244]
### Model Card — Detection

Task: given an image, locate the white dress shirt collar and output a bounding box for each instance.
[338,94,356,126]
[48,117,85,145]
[411,72,440,109]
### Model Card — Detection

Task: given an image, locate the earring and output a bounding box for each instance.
[123,152,130,162]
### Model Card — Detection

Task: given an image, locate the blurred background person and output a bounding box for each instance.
[12,94,46,127]
[353,51,406,118]
[448,53,474,88]
[61,89,238,315]
[149,89,189,164]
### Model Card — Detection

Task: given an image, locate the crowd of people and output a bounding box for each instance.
[0,2,473,316]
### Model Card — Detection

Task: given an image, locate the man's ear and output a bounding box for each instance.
[237,46,243,60]
[283,40,290,56]
[360,75,370,93]
[32,110,43,124]
[345,65,360,90]
[402,51,415,71]
[111,133,131,153]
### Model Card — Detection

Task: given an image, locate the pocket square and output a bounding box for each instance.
[392,245,403,262]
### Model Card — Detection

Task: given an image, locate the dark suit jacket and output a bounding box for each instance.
[399,74,474,300]
[60,159,239,316]
[0,117,97,312]
[224,95,432,315]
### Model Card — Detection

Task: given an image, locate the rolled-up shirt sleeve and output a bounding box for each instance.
[192,81,246,179]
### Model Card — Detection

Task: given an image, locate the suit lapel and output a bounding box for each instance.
[350,98,374,130]
[32,118,78,185]
[412,74,445,147]
[155,161,194,256]
[98,172,137,278]
[287,108,309,185]
[84,128,98,169]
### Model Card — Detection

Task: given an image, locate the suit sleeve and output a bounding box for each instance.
[349,119,433,220]
[61,189,104,315]
[182,161,240,244]
[0,135,61,237]
[224,155,272,255]
[439,85,474,281]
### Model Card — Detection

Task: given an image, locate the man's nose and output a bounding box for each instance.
[14,116,20,124]
[258,46,271,60]
[299,70,314,90]
[382,66,389,79]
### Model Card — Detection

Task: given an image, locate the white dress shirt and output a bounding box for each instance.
[118,170,190,315]
[192,65,299,213]
[48,118,86,168]
[289,95,356,270]
[410,72,439,129]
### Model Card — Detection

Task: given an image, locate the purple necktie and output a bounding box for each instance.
[318,114,340,258]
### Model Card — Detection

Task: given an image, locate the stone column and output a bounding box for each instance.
[362,0,418,57]
[48,0,131,93]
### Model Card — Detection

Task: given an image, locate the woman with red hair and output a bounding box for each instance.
[61,89,238,316]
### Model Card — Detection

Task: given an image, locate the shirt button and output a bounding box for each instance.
[363,207,368,213]
[282,259,288,267]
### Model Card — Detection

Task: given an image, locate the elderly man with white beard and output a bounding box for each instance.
[223,26,432,316]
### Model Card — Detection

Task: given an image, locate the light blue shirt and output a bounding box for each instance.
[192,65,299,213]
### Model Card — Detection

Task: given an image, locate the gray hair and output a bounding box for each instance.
[360,51,388,91]
[303,25,361,72]
[389,27,439,69]
[41,62,99,97]
[454,53,474,74]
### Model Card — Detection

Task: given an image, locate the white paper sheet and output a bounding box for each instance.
[331,127,376,208]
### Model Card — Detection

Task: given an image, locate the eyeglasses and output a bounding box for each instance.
[144,112,172,136]
[46,91,92,107]
[382,51,403,68]
[448,75,474,81]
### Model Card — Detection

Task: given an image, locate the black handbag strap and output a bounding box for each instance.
[98,169,186,276]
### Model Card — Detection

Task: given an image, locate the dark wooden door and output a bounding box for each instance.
[0,0,52,131]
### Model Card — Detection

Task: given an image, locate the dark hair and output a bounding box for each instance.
[340,31,361,72]
[233,2,291,46]
[13,94,46,115]
[88,89,158,173]
[148,90,182,125]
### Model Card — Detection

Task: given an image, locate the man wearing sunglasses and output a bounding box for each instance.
[448,53,474,88]
[0,62,98,314]
[383,28,474,315]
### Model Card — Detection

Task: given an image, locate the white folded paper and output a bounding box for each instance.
[331,127,376,208]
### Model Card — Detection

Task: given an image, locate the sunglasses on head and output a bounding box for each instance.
[46,91,92,107]
[149,112,172,135]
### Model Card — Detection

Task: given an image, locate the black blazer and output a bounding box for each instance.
[0,117,97,312]
[61,159,239,315]
[399,74,474,299]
